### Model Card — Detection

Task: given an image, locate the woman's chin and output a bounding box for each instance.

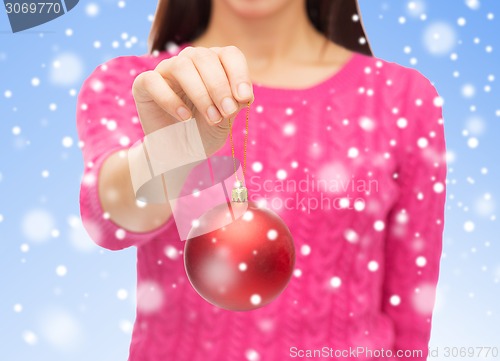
[217,0,297,19]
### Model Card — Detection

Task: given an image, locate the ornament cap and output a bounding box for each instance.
[232,182,248,203]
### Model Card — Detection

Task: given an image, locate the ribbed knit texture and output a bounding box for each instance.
[76,44,446,361]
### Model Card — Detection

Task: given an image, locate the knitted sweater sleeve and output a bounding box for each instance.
[382,69,447,359]
[76,55,175,251]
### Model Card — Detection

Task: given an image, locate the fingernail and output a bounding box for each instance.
[207,105,222,123]
[221,97,238,115]
[176,106,191,121]
[237,83,252,99]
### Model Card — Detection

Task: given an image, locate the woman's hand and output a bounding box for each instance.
[132,46,254,155]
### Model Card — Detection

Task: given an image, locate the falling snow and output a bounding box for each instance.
[422,22,457,55]
[49,53,84,87]
[250,294,262,305]
[85,3,99,17]
[56,265,68,277]
[390,295,401,306]
[21,209,56,242]
[330,277,342,288]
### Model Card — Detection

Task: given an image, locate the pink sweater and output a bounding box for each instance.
[77,44,446,361]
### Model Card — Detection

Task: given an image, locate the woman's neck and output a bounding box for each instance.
[191,1,327,70]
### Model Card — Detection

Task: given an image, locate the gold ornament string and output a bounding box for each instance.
[228,101,250,185]
[228,101,250,203]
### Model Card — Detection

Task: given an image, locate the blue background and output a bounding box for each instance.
[0,0,499,360]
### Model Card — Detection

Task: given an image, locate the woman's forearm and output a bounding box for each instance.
[98,149,173,233]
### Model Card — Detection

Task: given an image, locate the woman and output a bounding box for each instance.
[77,0,447,360]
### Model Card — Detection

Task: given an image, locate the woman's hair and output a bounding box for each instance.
[148,0,373,56]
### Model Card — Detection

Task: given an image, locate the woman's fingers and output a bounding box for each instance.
[211,46,254,104]
[184,47,239,120]
[137,46,254,125]
[132,70,192,123]
[132,45,253,156]
[147,46,253,127]
[157,55,224,125]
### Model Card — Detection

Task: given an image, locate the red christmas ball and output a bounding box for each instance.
[184,201,295,311]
